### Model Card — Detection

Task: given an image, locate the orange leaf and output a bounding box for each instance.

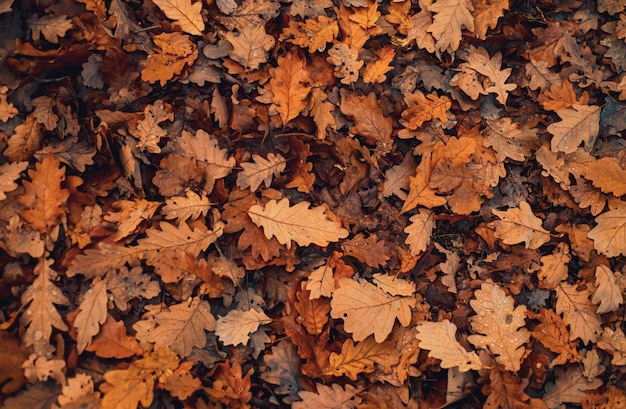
[362,45,395,84]
[18,153,69,233]
[270,51,312,126]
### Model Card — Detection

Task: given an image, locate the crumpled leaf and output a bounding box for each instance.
[225,25,275,70]
[22,354,65,384]
[467,281,530,372]
[248,198,348,249]
[415,319,483,372]
[27,14,72,43]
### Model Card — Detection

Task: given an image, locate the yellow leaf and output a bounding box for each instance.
[330,277,415,342]
[74,277,108,353]
[18,153,70,233]
[153,0,204,36]
[467,281,530,372]
[415,319,483,372]
[248,198,348,249]
[492,201,550,250]
[325,336,399,380]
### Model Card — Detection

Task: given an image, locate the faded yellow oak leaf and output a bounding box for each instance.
[416,319,483,372]
[325,336,400,380]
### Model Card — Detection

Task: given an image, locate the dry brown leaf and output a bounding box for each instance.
[215,307,272,346]
[555,283,602,345]
[236,153,287,192]
[404,208,435,255]
[18,153,69,233]
[85,314,143,359]
[537,242,571,290]
[280,15,338,52]
[467,281,530,372]
[153,0,204,35]
[293,383,360,409]
[327,42,364,85]
[269,51,312,126]
[74,277,107,353]
[427,0,474,54]
[225,25,275,70]
[331,277,415,342]
[531,308,582,366]
[362,45,395,84]
[325,336,400,380]
[587,205,626,257]
[592,265,623,314]
[294,283,330,335]
[492,201,550,250]
[547,104,600,154]
[415,319,483,372]
[248,198,348,249]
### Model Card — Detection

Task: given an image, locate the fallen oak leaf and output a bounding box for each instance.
[492,201,551,250]
[415,319,483,372]
[215,308,272,347]
[152,0,204,36]
[248,198,348,249]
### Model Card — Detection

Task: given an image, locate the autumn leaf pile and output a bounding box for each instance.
[1,0,626,407]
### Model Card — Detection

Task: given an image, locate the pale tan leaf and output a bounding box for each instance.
[236,153,287,192]
[583,157,626,196]
[153,0,204,35]
[215,308,272,346]
[20,258,70,356]
[130,100,174,154]
[597,327,626,366]
[455,46,516,104]
[176,129,235,194]
[555,283,602,345]
[547,104,600,154]
[74,277,107,353]
[136,220,224,263]
[427,0,474,54]
[306,263,335,299]
[0,161,28,201]
[587,205,626,257]
[104,199,160,242]
[225,25,275,70]
[293,383,360,409]
[22,354,65,384]
[248,198,348,249]
[0,85,18,122]
[330,277,415,342]
[492,201,550,250]
[382,154,415,200]
[0,215,44,258]
[404,208,435,256]
[415,319,483,372]
[372,273,415,297]
[537,242,571,290]
[66,243,139,279]
[592,265,623,314]
[162,190,212,225]
[56,373,100,407]
[467,281,530,372]
[139,297,215,357]
[327,42,363,85]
